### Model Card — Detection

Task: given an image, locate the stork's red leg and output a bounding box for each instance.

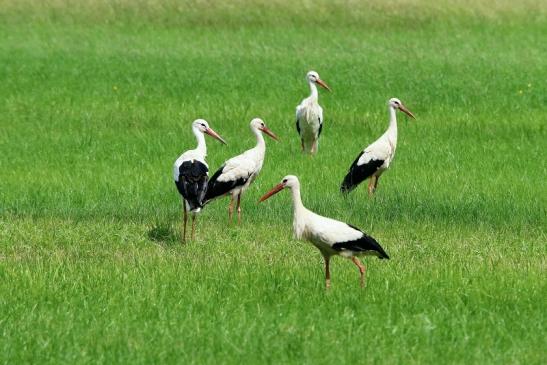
[373,175,380,191]
[236,193,242,225]
[228,195,234,224]
[368,176,377,196]
[351,257,367,287]
[301,139,304,152]
[191,214,196,241]
[182,207,188,243]
[324,256,331,289]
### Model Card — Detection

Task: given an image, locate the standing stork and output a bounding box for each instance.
[204,118,278,224]
[260,175,389,288]
[173,119,226,242]
[340,98,415,195]
[296,70,331,154]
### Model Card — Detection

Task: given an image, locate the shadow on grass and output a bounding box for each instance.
[147,221,179,246]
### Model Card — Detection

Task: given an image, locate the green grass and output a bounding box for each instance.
[0,1,546,364]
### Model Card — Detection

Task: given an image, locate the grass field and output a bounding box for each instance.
[1,1,546,364]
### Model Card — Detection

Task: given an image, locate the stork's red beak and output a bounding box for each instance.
[260,126,279,141]
[259,183,284,202]
[316,78,331,92]
[398,104,415,119]
[205,127,227,144]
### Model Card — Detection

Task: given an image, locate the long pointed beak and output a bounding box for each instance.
[259,183,284,202]
[260,126,279,141]
[205,127,227,144]
[316,79,331,92]
[399,104,415,119]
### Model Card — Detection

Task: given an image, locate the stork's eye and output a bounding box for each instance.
[282,179,287,183]
[201,123,206,127]
[261,123,265,127]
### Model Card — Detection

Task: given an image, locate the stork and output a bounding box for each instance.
[173,119,226,242]
[340,98,415,195]
[260,175,389,288]
[296,70,331,154]
[204,118,278,224]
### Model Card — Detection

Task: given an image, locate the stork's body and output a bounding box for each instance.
[296,71,331,154]
[173,119,226,242]
[260,176,389,288]
[341,98,415,195]
[205,118,278,224]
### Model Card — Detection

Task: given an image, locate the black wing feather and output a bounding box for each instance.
[175,160,208,210]
[318,117,323,137]
[340,152,384,194]
[296,118,301,135]
[332,225,389,259]
[204,165,249,203]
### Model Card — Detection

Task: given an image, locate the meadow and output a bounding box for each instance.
[0,1,546,364]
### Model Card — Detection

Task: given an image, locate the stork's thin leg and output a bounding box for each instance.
[301,139,305,152]
[228,195,234,224]
[351,257,367,287]
[191,214,196,241]
[324,256,331,289]
[236,193,242,225]
[182,208,188,243]
[368,176,377,196]
[311,139,317,155]
[374,175,380,191]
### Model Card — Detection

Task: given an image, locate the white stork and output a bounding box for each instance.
[340,98,415,195]
[296,70,331,154]
[173,119,226,242]
[204,118,278,224]
[260,175,389,288]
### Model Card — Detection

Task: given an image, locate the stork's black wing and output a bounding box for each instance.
[175,160,209,211]
[332,225,389,259]
[340,151,384,194]
[296,118,301,136]
[204,165,249,203]
[318,117,323,137]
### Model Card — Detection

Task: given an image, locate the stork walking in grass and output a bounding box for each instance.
[260,175,389,288]
[296,71,331,154]
[173,119,226,242]
[340,98,415,195]
[204,118,278,224]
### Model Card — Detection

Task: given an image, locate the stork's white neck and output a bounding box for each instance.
[192,126,207,158]
[308,80,319,101]
[387,106,398,136]
[289,184,306,222]
[252,126,266,150]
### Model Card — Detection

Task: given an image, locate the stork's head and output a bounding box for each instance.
[306,70,331,91]
[259,175,299,202]
[388,98,415,119]
[250,118,279,141]
[192,119,227,144]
